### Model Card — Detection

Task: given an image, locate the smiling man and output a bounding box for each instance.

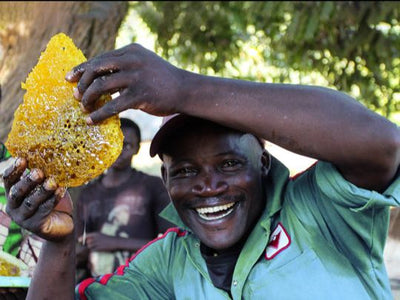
[155,116,267,251]
[3,42,400,299]
[151,115,269,296]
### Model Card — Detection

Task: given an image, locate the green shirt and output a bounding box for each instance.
[76,158,399,299]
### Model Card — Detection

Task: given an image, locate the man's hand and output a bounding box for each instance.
[65,43,186,124]
[78,232,117,252]
[3,158,74,241]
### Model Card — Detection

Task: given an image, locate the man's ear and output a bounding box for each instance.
[261,150,271,177]
[133,143,140,155]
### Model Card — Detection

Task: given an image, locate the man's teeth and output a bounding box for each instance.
[196,202,236,221]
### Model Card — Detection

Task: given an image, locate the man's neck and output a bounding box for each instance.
[101,166,133,188]
[201,235,247,257]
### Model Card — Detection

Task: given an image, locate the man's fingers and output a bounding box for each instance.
[6,168,44,209]
[80,72,130,112]
[16,178,58,219]
[88,93,134,124]
[65,62,87,83]
[74,58,120,95]
[3,158,28,191]
[66,47,129,99]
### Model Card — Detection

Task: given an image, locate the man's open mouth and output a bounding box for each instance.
[195,202,238,221]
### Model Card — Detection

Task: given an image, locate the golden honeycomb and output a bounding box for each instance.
[6,33,123,187]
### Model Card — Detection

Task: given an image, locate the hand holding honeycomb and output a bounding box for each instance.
[5,33,123,187]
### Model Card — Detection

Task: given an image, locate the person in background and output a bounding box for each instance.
[3,43,400,299]
[75,117,173,281]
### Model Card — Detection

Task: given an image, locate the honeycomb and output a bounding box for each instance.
[5,33,123,187]
[0,250,27,276]
[0,257,20,276]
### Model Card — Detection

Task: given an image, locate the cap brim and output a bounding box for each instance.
[150,114,195,157]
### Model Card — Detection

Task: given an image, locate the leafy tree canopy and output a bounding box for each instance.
[128,1,399,121]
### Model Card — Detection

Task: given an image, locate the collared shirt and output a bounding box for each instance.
[76,157,400,300]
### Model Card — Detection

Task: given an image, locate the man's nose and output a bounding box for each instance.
[191,171,228,196]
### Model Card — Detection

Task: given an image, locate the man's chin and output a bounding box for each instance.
[198,229,245,251]
[187,212,247,250]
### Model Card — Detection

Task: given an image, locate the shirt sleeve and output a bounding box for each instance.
[75,269,171,300]
[75,229,178,300]
[315,162,400,210]
[286,161,400,271]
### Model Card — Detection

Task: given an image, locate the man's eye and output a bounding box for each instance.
[173,167,197,177]
[221,160,241,170]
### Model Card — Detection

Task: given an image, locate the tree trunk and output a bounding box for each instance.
[0,1,129,142]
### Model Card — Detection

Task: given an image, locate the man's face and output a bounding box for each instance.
[161,123,266,251]
[111,127,139,170]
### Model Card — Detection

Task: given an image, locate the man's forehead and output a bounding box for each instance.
[151,114,264,158]
[170,123,263,151]
[170,121,241,143]
[162,129,263,161]
[239,133,264,148]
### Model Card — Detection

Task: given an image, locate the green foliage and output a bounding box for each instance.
[131,1,400,119]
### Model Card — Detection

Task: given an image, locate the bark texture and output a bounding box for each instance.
[0,1,129,142]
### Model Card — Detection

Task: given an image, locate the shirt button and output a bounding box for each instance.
[195,242,200,247]
[233,280,238,286]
